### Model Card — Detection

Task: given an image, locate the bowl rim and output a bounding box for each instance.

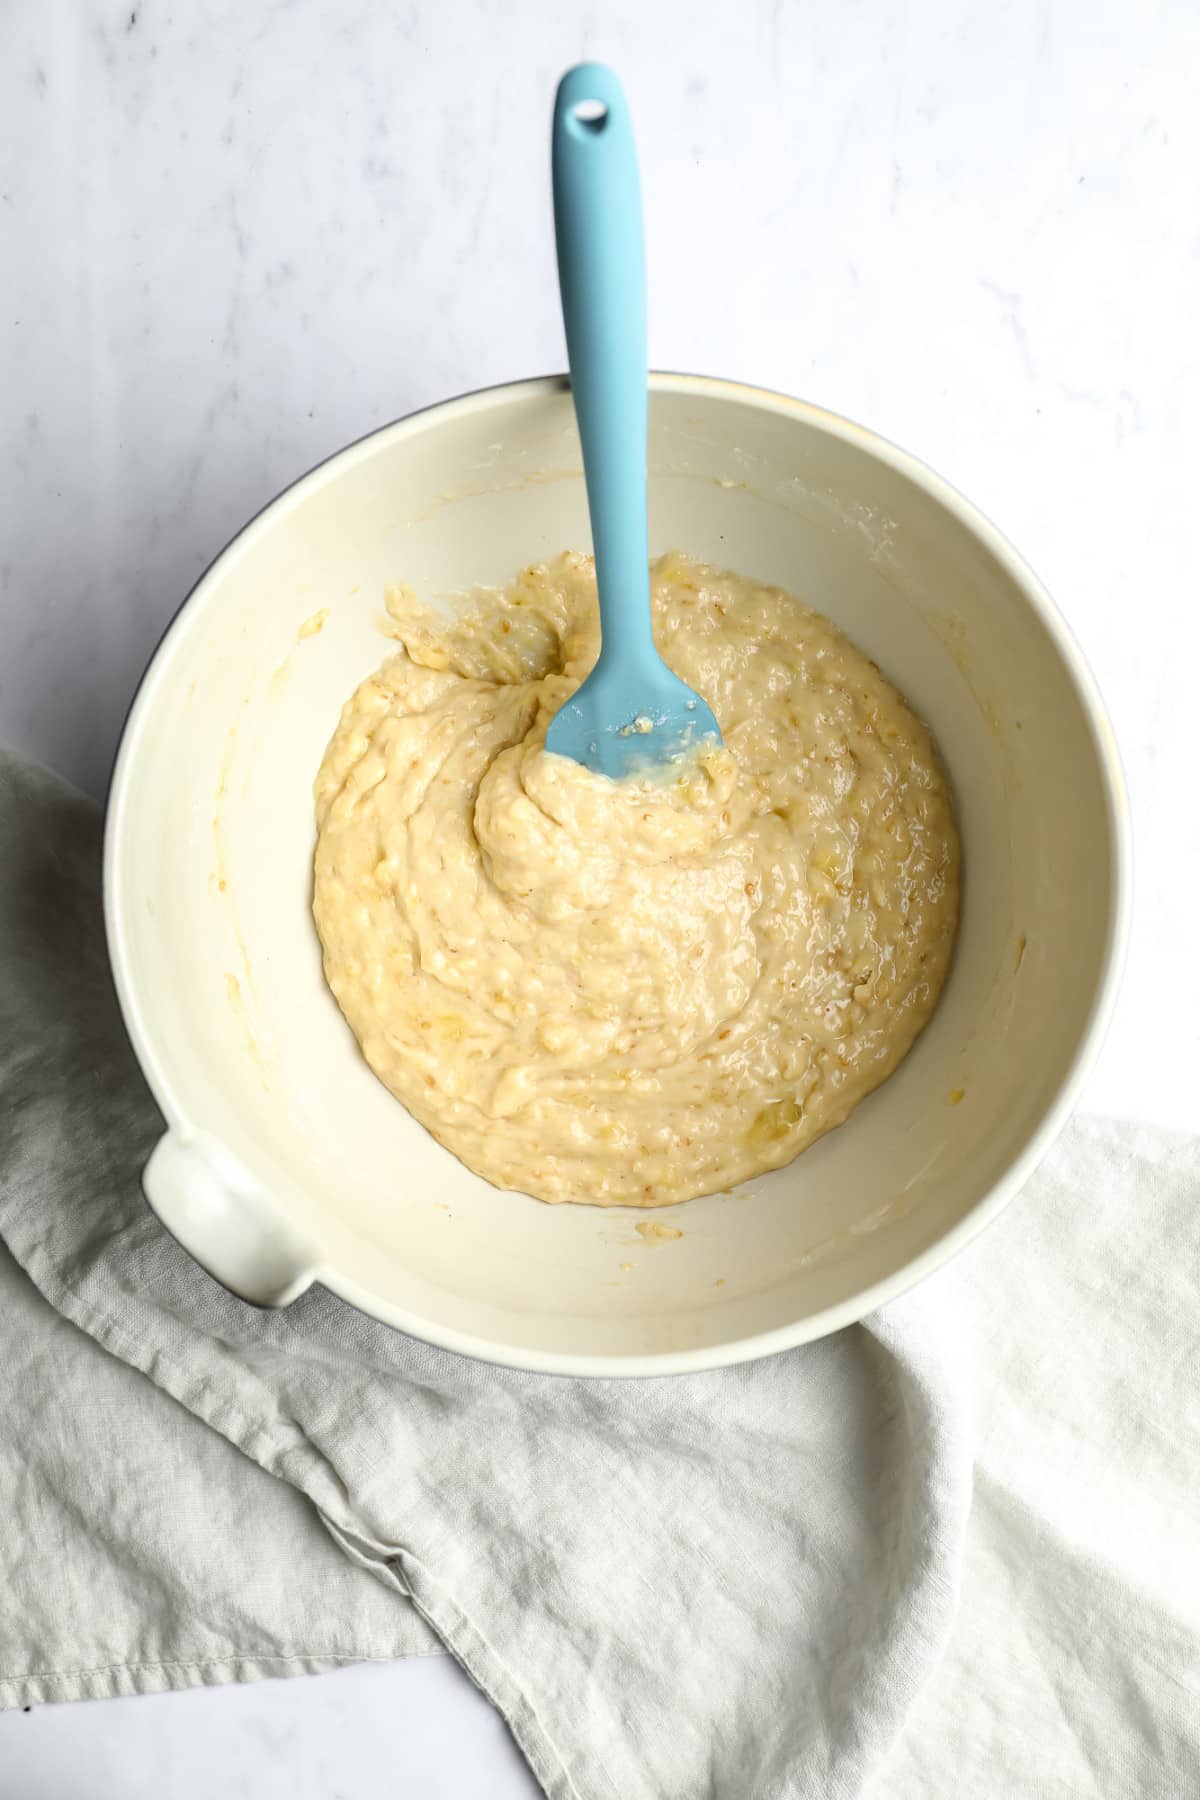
[104,371,1132,1377]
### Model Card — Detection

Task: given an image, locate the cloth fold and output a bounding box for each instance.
[2,747,1197,1798]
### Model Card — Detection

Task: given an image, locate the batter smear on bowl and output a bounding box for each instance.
[313,552,960,1206]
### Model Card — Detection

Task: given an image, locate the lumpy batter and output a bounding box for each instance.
[313,552,960,1206]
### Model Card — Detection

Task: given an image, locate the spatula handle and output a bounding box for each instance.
[552,63,653,664]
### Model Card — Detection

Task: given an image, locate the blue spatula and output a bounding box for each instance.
[545,63,723,780]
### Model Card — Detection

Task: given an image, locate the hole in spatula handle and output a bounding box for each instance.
[572,98,609,131]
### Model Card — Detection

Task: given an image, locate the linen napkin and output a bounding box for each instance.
[0,1237,438,1707]
[2,746,1197,1798]
[880,1110,1200,1796]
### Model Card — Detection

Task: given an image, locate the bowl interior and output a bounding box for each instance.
[107,378,1124,1369]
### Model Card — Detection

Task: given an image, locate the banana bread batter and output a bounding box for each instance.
[313,552,959,1206]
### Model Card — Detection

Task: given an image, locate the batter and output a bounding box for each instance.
[313,552,960,1206]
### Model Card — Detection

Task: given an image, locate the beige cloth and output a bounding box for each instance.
[2,747,1196,1797]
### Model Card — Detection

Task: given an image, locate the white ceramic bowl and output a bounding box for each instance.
[105,375,1128,1375]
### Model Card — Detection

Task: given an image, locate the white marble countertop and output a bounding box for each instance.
[2,0,1197,1792]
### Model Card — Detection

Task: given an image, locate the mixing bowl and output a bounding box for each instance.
[104,375,1128,1375]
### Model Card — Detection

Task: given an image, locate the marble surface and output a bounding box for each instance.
[1,0,1197,1792]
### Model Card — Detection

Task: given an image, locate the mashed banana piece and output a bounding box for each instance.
[313,552,959,1207]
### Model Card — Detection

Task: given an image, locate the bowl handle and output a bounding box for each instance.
[143,1131,317,1308]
